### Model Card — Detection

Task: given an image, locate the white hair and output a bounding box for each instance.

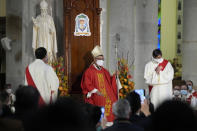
[112,99,131,119]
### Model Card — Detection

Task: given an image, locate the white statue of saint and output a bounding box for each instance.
[32,0,57,62]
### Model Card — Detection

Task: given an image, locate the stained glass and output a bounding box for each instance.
[158,0,161,49]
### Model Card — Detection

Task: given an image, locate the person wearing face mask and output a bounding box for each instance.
[144,49,174,108]
[81,45,119,125]
[180,84,188,102]
[3,84,16,112]
[185,80,197,105]
[172,85,181,100]
[186,80,195,96]
[25,47,59,107]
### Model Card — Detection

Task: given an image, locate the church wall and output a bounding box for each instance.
[100,0,158,91]
[133,0,158,90]
[182,0,197,85]
[108,0,135,74]
[6,0,23,91]
[6,0,63,90]
[100,0,108,67]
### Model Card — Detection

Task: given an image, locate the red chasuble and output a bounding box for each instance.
[81,65,118,122]
[25,66,46,107]
[149,59,169,93]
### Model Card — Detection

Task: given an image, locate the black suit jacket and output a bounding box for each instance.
[129,114,152,131]
[104,119,144,131]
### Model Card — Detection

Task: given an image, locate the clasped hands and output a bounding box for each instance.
[155,65,163,74]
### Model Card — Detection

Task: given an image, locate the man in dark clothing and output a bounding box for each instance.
[104,99,144,131]
[14,85,39,125]
[126,91,152,131]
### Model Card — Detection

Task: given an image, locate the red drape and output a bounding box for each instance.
[149,59,169,94]
[25,66,46,107]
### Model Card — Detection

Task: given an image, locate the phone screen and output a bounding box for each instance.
[100,107,105,122]
[134,89,145,103]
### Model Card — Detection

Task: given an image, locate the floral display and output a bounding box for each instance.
[51,56,70,97]
[118,58,134,99]
[170,57,182,80]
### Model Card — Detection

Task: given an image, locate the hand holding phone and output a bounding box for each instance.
[141,99,151,116]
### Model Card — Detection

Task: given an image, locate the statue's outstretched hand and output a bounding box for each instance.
[32,17,37,26]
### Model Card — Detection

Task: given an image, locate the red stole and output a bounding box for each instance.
[81,65,118,122]
[149,59,168,93]
[25,66,46,107]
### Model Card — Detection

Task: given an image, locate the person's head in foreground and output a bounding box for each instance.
[25,97,86,131]
[152,100,197,131]
[15,85,40,112]
[112,99,131,120]
[126,91,141,115]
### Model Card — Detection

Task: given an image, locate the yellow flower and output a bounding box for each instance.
[124,85,128,89]
[59,86,63,91]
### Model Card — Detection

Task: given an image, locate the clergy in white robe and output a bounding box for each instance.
[25,47,59,106]
[32,0,57,62]
[144,49,174,107]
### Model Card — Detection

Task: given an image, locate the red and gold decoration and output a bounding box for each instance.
[118,58,134,99]
[51,56,70,97]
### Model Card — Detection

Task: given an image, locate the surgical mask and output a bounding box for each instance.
[6,89,12,94]
[173,90,180,96]
[180,90,188,95]
[188,85,193,91]
[152,57,163,63]
[96,60,104,67]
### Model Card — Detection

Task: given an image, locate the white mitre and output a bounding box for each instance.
[91,45,103,58]
[40,0,48,9]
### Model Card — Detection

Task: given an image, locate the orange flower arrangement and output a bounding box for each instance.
[51,56,70,97]
[118,58,134,99]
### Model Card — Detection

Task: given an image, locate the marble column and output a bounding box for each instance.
[182,0,197,85]
[133,0,158,90]
[100,0,158,91]
[100,0,109,66]
[107,0,136,74]
[6,0,23,91]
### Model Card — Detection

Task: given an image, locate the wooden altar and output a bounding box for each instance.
[63,0,102,95]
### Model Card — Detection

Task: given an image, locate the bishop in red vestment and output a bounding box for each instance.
[81,45,118,123]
